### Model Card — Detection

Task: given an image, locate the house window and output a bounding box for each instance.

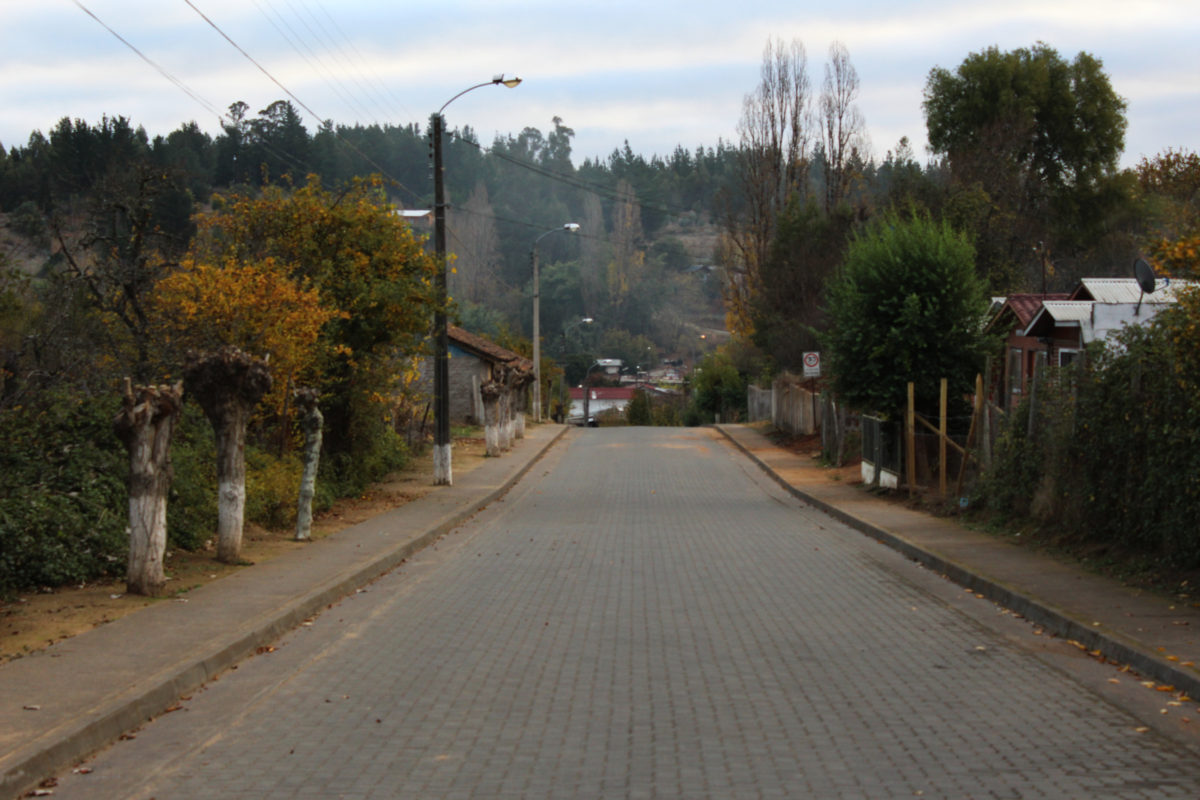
[1059,349,1079,367]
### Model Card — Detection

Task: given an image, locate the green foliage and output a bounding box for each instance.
[691,350,747,423]
[167,404,217,551]
[753,199,855,371]
[924,43,1126,194]
[979,317,1200,568]
[626,388,652,426]
[922,43,1132,288]
[322,419,410,499]
[245,448,303,530]
[822,210,990,418]
[0,394,128,596]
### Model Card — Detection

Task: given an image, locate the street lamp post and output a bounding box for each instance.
[560,316,594,354]
[431,74,520,485]
[530,223,579,422]
[582,359,604,427]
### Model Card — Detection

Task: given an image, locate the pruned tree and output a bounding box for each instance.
[183,347,272,563]
[113,378,184,596]
[448,182,504,305]
[293,386,323,542]
[723,36,814,338]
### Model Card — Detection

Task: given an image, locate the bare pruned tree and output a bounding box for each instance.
[723,37,813,338]
[820,42,868,214]
[448,182,504,305]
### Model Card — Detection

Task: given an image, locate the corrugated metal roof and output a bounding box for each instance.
[1074,277,1194,304]
[1074,278,1145,303]
[984,293,1070,333]
[1039,301,1094,323]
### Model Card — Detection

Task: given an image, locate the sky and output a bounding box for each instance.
[1,0,1197,170]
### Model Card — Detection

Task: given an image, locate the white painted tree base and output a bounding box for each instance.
[433,444,453,485]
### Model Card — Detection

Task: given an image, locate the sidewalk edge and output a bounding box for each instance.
[2,426,568,800]
[716,425,1200,700]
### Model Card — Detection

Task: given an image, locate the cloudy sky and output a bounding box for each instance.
[1,0,1197,169]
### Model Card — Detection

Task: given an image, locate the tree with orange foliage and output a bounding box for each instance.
[189,175,441,489]
[1137,149,1200,390]
[151,256,338,418]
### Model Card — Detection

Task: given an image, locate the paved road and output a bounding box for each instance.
[50,428,1200,798]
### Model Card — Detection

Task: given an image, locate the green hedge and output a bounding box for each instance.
[979,315,1200,568]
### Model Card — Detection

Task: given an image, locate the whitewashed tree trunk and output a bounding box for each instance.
[213,410,248,562]
[498,389,513,452]
[481,380,502,457]
[184,347,272,565]
[294,388,323,541]
[114,379,184,596]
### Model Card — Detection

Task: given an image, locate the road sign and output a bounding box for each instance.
[802,351,820,378]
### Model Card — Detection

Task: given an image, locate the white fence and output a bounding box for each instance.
[747,373,822,435]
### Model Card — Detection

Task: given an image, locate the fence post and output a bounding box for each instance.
[939,378,948,497]
[906,382,916,497]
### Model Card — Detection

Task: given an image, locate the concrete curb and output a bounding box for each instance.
[2,426,568,800]
[715,425,1200,701]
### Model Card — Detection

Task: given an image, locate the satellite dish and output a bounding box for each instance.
[1134,258,1157,294]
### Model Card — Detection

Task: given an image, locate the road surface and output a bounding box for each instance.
[49,427,1200,798]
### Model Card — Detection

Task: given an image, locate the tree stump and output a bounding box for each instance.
[113,379,184,596]
[184,347,272,564]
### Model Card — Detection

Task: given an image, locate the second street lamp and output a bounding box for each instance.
[430,74,520,485]
[530,223,580,422]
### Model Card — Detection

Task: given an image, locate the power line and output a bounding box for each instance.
[183,0,425,205]
[71,0,225,127]
[252,0,378,124]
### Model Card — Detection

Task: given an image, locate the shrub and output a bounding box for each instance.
[245,448,303,530]
[0,393,128,596]
[167,404,217,551]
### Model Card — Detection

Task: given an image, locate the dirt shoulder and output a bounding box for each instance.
[0,436,488,663]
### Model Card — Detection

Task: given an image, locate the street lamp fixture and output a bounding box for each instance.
[582,359,605,428]
[431,74,521,485]
[530,223,580,422]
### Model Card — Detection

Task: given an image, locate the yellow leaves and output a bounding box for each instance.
[151,256,338,415]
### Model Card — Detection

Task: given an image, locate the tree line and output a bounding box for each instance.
[2,36,1197,594]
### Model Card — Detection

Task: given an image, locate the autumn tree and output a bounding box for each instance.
[190,176,441,490]
[1138,149,1200,388]
[150,256,337,420]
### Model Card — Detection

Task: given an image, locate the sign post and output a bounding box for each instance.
[802,351,821,379]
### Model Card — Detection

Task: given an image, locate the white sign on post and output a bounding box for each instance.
[802,351,820,378]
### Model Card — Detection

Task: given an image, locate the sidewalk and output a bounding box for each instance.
[717,424,1200,698]
[0,424,568,799]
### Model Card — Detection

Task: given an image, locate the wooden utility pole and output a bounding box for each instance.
[939,378,948,496]
[906,382,916,498]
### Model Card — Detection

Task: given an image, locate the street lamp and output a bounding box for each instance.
[431,74,521,485]
[530,223,580,422]
[560,316,594,353]
[581,359,605,427]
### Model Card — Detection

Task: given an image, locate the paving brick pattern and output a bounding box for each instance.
[53,428,1200,799]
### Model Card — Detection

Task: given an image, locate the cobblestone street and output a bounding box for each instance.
[50,427,1200,798]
